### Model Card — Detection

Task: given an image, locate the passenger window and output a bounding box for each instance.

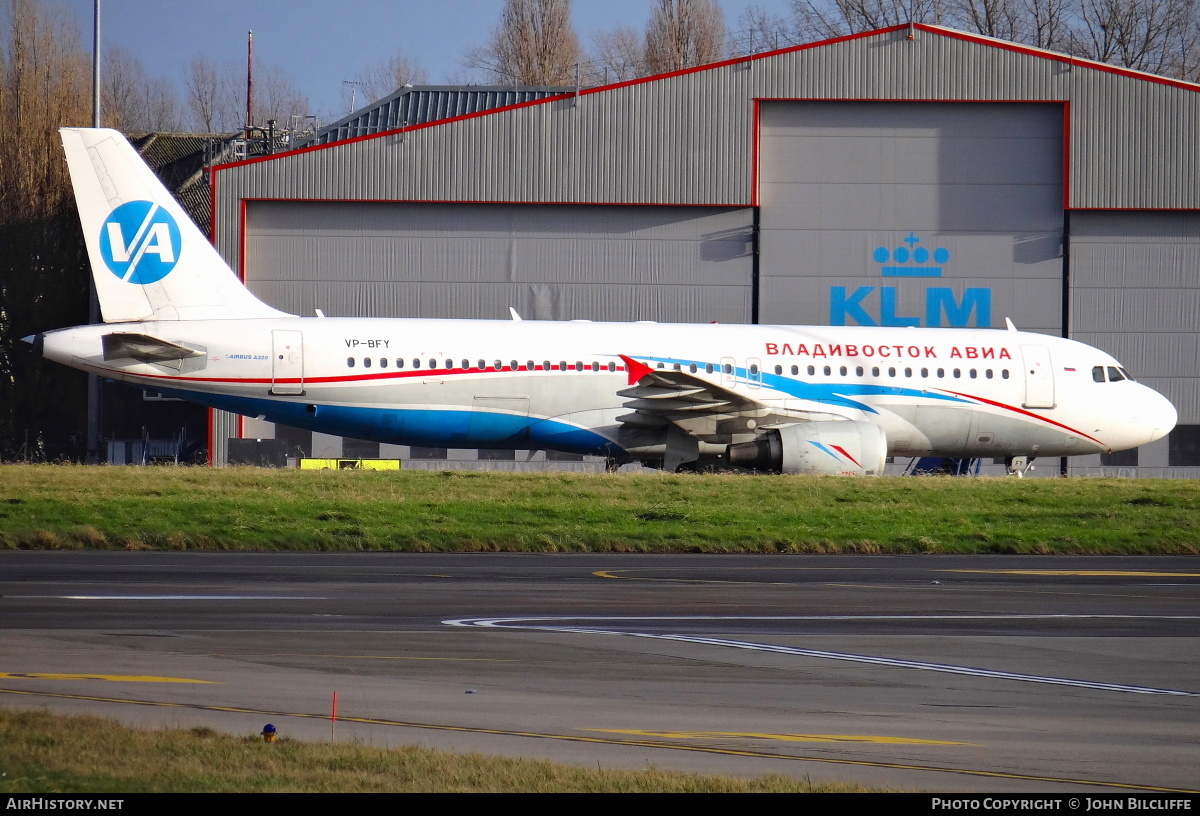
[426,359,434,369]
[689,363,698,373]
[462,359,469,369]
[888,367,896,377]
[1092,366,1106,383]
[791,365,799,375]
[905,367,913,377]
[560,361,567,370]
[823,366,831,376]
[772,365,781,375]
[723,363,733,374]
[839,366,847,376]
[953,368,960,378]
[363,358,372,368]
[494,360,502,370]
[749,364,759,375]
[969,369,977,379]
[1002,369,1010,379]
[397,359,404,369]
[590,362,599,371]
[542,361,551,370]
[576,361,584,371]
[807,365,815,376]
[985,369,993,379]
[1108,366,1125,382]
[920,367,928,378]
[872,366,880,377]
[414,359,421,369]
[347,357,355,368]
[856,366,864,376]
[673,363,681,371]
[380,358,387,368]
[607,362,615,372]
[513,360,521,370]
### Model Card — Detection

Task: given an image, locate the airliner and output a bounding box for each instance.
[26,128,1178,474]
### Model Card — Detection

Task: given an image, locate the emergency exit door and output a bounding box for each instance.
[271,330,304,395]
[1020,344,1055,408]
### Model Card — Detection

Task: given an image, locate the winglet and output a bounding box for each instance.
[1005,317,1018,332]
[509,307,522,322]
[618,354,654,386]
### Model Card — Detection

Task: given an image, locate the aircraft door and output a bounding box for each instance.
[271,330,304,395]
[1020,344,1055,408]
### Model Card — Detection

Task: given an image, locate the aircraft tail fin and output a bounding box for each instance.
[60,127,291,323]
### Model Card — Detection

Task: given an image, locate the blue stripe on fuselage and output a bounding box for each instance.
[147,385,623,456]
[638,356,972,414]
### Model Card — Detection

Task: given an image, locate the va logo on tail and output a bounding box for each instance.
[99,200,181,284]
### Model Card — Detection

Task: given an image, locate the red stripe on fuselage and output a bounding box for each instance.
[941,389,1105,447]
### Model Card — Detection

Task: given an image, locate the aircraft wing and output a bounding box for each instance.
[616,354,827,440]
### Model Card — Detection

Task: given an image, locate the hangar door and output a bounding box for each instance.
[243,201,753,324]
[757,102,1064,333]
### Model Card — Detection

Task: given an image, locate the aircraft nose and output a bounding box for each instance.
[1143,387,1178,445]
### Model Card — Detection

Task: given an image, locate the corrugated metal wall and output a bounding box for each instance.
[214,25,1200,268]
[244,201,752,322]
[757,101,1063,333]
[1070,210,1200,426]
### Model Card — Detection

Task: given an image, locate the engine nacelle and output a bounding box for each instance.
[724,421,888,475]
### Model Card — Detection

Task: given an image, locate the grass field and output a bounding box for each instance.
[0,709,873,793]
[0,464,1197,553]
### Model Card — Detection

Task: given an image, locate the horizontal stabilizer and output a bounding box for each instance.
[102,332,206,363]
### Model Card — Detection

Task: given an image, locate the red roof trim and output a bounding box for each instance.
[206,25,929,173]
[211,22,1199,177]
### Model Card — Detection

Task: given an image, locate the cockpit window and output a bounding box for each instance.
[1108,366,1125,382]
[1092,365,1105,383]
[1120,367,1135,382]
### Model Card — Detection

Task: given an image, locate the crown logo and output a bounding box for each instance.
[872,232,948,278]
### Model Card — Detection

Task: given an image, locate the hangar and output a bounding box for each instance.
[206,23,1200,475]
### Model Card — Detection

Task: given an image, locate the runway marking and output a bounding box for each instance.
[0,686,1192,794]
[212,653,514,662]
[595,568,1200,583]
[940,570,1200,577]
[589,729,975,746]
[0,672,214,683]
[6,595,330,601]
[444,616,1200,697]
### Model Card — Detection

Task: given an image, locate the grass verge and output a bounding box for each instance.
[0,709,871,792]
[0,464,1197,553]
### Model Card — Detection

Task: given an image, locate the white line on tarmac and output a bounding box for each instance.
[444,615,1199,697]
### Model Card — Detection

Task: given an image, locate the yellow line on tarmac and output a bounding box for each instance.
[0,673,214,684]
[210,653,515,662]
[589,729,974,746]
[938,570,1200,577]
[592,570,795,585]
[0,686,1193,794]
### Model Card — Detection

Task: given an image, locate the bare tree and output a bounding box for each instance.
[590,24,645,81]
[185,55,239,132]
[1066,0,1200,78]
[1023,0,1071,49]
[464,0,582,85]
[946,0,1027,40]
[352,51,430,105]
[644,0,727,74]
[0,0,92,459]
[255,64,309,126]
[775,0,947,40]
[735,4,804,52]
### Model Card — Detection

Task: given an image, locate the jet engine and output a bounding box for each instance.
[724,421,888,475]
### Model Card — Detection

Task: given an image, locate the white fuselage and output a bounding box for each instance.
[39,318,1177,463]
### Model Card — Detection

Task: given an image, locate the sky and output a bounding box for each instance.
[56,0,796,124]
